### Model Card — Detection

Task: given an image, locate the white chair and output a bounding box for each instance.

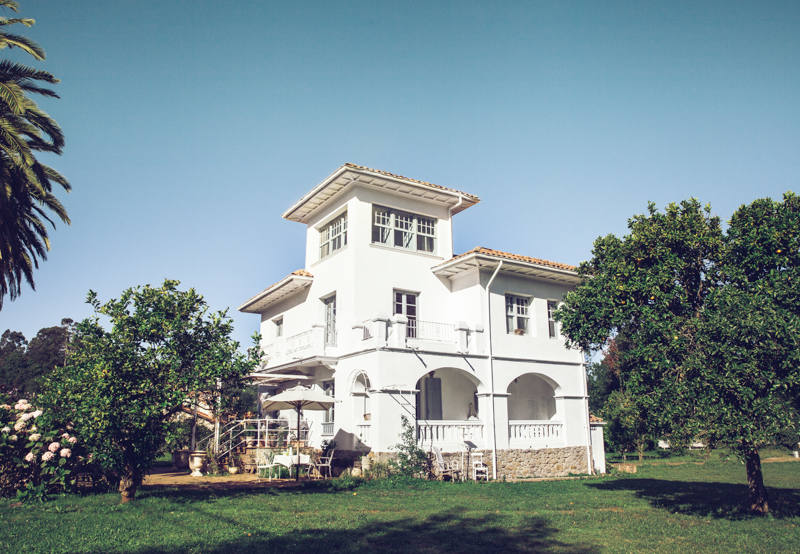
[472,452,489,481]
[432,447,460,481]
[255,448,278,481]
[312,448,335,479]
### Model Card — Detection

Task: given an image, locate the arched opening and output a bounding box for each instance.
[507,373,557,420]
[415,367,479,421]
[351,372,371,422]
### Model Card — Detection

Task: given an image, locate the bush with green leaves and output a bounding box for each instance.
[390,415,429,478]
[0,392,92,500]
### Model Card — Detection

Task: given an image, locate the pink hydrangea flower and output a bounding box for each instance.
[32,410,42,418]
[29,433,41,441]
[41,451,54,462]
[0,403,11,410]
[14,400,29,411]
[1,426,9,433]
[48,441,60,453]
[60,448,71,458]
[21,412,34,421]
[67,436,77,444]
[13,420,25,431]
[61,432,70,439]
[24,451,35,462]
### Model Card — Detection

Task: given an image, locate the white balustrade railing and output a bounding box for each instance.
[263,329,319,366]
[508,420,564,448]
[321,422,334,436]
[417,420,484,449]
[409,320,457,343]
[356,423,371,444]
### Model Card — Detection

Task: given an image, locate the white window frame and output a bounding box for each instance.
[505,294,530,335]
[323,294,337,346]
[393,290,419,338]
[319,212,347,260]
[372,205,436,254]
[547,300,559,339]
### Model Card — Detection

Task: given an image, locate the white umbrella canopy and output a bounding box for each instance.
[261,385,334,412]
[261,385,334,481]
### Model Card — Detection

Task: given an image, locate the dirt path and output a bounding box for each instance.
[142,467,307,491]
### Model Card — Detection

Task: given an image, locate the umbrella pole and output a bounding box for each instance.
[296,404,301,481]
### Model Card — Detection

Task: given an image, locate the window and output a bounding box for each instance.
[506,294,530,335]
[372,205,436,253]
[319,212,347,259]
[394,290,418,338]
[323,294,336,346]
[547,300,558,338]
[274,317,283,338]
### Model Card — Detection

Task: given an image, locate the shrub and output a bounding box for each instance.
[0,392,93,500]
[390,415,429,478]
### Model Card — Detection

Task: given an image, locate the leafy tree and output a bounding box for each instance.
[0,318,73,393]
[0,0,70,309]
[558,196,800,514]
[41,280,262,502]
[586,337,620,414]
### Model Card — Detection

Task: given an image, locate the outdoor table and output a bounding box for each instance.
[273,453,311,478]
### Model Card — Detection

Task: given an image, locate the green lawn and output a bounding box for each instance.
[1,456,799,553]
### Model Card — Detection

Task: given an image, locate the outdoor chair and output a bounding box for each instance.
[472,452,489,481]
[312,448,335,479]
[432,447,461,481]
[255,448,279,481]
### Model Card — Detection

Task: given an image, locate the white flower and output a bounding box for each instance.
[67,436,77,444]
[21,412,33,421]
[41,451,54,462]
[32,410,42,418]
[59,448,71,458]
[13,419,25,431]
[0,403,11,410]
[24,451,34,462]
[29,433,41,442]
[1,426,9,434]
[48,441,60,453]
[14,400,29,411]
[9,434,17,441]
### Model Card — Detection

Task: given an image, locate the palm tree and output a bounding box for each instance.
[0,0,69,308]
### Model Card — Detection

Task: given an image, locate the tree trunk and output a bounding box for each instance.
[637,440,645,461]
[742,443,769,514]
[119,468,142,503]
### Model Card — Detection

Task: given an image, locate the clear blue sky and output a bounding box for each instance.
[2,0,798,348]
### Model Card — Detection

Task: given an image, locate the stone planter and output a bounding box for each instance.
[188,450,206,477]
[172,449,190,470]
[228,465,239,475]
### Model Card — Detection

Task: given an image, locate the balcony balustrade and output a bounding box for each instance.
[508,420,565,449]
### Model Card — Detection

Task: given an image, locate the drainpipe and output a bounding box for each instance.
[448,195,463,257]
[581,352,594,475]
[485,260,503,480]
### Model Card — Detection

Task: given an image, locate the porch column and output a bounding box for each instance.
[389,314,407,348]
[477,392,509,450]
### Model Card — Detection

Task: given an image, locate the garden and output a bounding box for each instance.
[1,449,798,553]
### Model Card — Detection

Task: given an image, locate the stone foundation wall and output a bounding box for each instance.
[370,447,590,480]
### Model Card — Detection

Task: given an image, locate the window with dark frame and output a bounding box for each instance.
[274,317,283,338]
[394,290,418,338]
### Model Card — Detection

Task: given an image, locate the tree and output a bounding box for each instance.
[557,196,800,514]
[0,0,70,309]
[0,318,73,393]
[41,280,262,502]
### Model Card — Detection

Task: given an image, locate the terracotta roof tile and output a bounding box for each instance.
[290,269,313,278]
[589,414,604,423]
[344,163,480,202]
[452,247,577,272]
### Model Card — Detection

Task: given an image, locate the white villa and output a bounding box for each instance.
[239,163,605,478]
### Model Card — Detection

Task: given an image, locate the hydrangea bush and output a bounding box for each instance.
[0,392,92,500]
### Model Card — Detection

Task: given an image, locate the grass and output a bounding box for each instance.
[1,454,798,553]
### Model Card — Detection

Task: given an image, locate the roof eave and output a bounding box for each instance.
[432,253,581,284]
[238,275,313,313]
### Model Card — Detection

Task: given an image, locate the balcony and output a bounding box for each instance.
[263,326,329,368]
[417,420,485,450]
[508,420,564,449]
[358,315,484,355]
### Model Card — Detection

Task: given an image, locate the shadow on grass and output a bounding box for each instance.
[588,479,800,519]
[139,479,362,503]
[123,507,598,553]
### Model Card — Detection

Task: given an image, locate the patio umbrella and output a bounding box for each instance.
[261,385,334,480]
